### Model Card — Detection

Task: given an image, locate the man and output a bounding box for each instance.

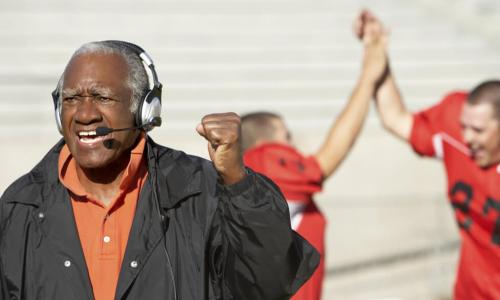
[356,10,500,300]
[0,41,319,300]
[241,18,387,300]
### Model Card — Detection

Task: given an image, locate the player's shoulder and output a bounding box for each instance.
[244,143,307,167]
[434,90,468,139]
[438,90,468,108]
[422,90,468,122]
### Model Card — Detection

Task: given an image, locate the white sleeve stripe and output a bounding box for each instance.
[432,134,444,159]
[433,132,471,157]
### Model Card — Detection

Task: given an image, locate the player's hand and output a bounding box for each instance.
[354,9,376,41]
[196,112,247,185]
[354,9,389,84]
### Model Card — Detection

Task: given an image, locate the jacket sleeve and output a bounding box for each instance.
[0,253,9,300]
[208,170,320,300]
[0,192,16,300]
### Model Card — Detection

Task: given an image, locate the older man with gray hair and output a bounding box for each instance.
[0,40,319,300]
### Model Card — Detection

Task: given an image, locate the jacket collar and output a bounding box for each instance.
[6,137,203,209]
[5,139,65,207]
[145,136,202,209]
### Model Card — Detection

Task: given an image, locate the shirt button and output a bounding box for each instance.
[38,212,45,219]
[103,236,111,243]
[130,260,138,268]
[64,260,71,267]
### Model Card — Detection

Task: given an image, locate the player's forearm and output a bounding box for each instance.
[375,70,413,141]
[315,76,374,178]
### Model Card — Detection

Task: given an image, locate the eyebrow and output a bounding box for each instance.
[61,87,79,98]
[460,120,485,132]
[61,85,114,98]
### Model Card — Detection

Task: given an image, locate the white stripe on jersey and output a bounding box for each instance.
[432,132,471,158]
[287,201,306,230]
[432,134,444,159]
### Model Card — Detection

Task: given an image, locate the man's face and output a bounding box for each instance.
[61,52,139,170]
[460,102,500,168]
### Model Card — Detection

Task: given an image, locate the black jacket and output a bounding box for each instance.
[0,137,319,300]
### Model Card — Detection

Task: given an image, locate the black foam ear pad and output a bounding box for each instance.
[52,89,63,133]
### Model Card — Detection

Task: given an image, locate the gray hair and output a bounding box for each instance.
[57,41,149,113]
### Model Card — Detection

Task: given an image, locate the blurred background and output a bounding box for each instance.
[1,0,500,299]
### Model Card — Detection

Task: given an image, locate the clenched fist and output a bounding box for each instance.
[196,112,247,185]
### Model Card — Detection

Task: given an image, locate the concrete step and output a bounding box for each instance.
[1,44,498,68]
[0,78,488,116]
[0,29,483,49]
[1,58,499,88]
[0,0,422,14]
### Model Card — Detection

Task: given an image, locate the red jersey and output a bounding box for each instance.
[244,143,326,300]
[410,91,500,300]
[243,143,323,204]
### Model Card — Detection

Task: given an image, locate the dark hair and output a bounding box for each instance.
[241,111,283,151]
[468,80,500,120]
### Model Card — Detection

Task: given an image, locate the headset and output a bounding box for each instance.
[52,40,163,134]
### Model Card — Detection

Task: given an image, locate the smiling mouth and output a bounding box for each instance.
[78,130,106,144]
[469,146,485,158]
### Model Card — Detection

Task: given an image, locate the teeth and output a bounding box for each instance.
[78,130,97,137]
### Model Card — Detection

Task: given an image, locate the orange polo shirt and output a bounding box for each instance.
[58,135,148,300]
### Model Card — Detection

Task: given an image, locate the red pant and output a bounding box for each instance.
[292,202,326,300]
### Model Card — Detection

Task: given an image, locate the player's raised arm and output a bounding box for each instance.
[314,11,388,178]
[355,10,413,142]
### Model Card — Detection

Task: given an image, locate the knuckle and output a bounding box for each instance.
[201,115,210,123]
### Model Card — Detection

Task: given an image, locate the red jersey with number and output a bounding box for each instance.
[410,91,500,300]
[244,143,326,300]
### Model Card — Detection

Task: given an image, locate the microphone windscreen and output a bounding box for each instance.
[151,117,162,127]
[95,127,113,136]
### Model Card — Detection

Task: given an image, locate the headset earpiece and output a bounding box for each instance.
[136,83,163,131]
[105,40,163,131]
[52,88,63,134]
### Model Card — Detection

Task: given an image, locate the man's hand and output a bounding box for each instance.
[354,9,389,84]
[355,9,413,141]
[196,112,247,185]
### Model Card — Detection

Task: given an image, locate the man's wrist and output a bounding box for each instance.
[355,75,377,95]
[220,167,247,185]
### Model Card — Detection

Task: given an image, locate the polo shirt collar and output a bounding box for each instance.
[57,134,147,202]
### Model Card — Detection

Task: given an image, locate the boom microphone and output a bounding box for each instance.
[95,117,162,137]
